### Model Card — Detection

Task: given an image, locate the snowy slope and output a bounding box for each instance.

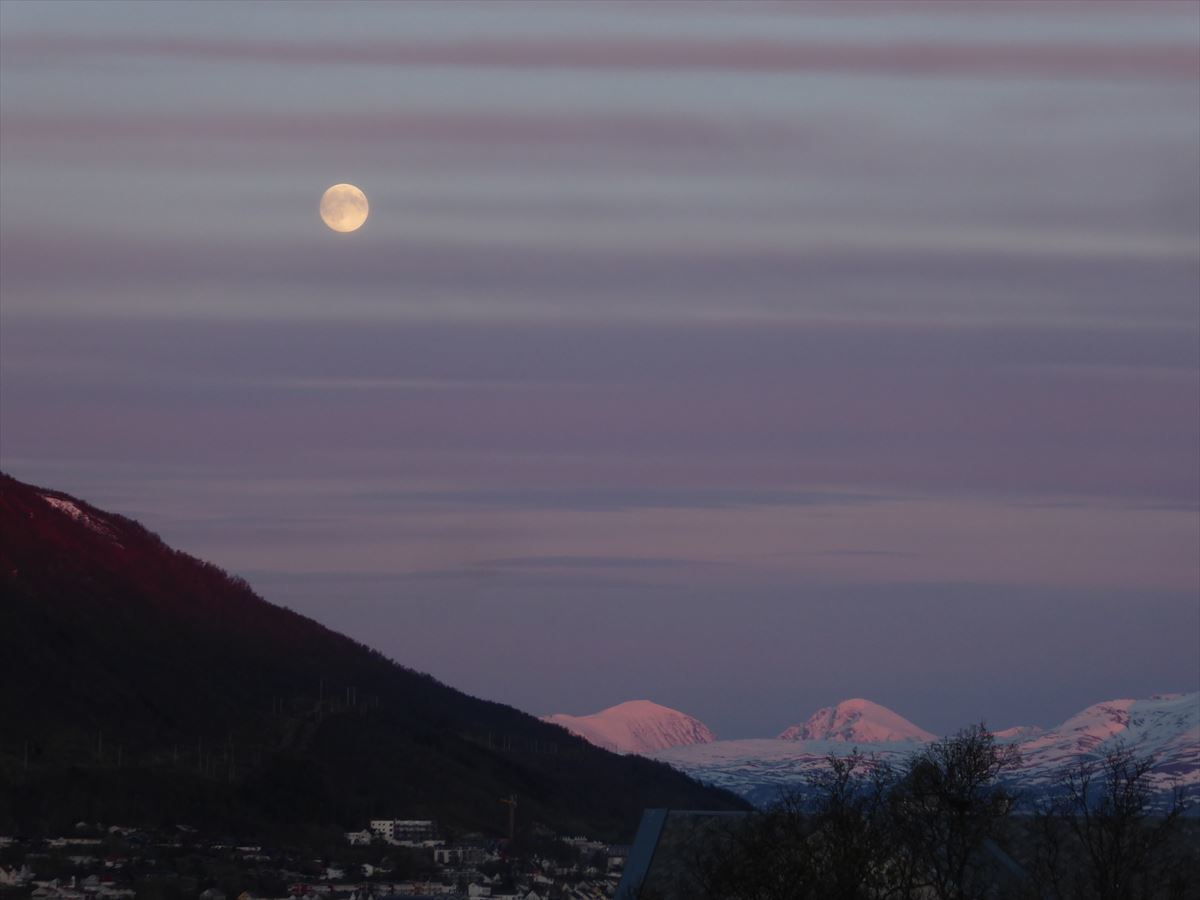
[655,738,919,807]
[652,693,1199,808]
[1015,693,1199,794]
[779,698,935,743]
[40,493,120,541]
[543,700,716,754]
[995,725,1045,742]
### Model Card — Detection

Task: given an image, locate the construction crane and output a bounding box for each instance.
[499,794,518,841]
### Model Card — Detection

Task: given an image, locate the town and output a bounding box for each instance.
[0,818,631,900]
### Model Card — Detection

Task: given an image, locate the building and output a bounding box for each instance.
[393,820,437,843]
[368,820,395,842]
[368,819,438,844]
[433,845,487,866]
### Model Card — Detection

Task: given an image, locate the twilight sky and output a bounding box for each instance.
[1,0,1197,739]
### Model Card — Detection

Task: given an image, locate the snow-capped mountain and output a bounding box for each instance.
[543,700,717,754]
[1014,693,1199,795]
[653,693,1199,808]
[779,698,935,743]
[1021,694,1195,759]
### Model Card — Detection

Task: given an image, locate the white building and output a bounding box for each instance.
[369,819,437,844]
[433,845,487,866]
[369,820,394,841]
[394,820,437,842]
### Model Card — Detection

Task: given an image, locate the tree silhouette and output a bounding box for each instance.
[1030,744,1194,900]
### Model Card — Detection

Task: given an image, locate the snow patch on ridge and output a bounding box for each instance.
[41,494,119,541]
[543,700,716,754]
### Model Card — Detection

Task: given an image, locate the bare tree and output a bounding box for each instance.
[886,724,1022,900]
[694,751,893,900]
[804,750,894,899]
[692,790,821,900]
[1030,744,1195,900]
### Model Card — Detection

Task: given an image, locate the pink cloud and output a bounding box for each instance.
[3,34,1196,79]
[0,108,796,149]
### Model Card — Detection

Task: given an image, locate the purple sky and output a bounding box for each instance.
[1,1,1197,738]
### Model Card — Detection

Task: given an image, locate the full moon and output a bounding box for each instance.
[319,183,369,233]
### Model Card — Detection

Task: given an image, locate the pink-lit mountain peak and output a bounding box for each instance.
[543,699,717,754]
[779,698,936,743]
[1020,693,1199,759]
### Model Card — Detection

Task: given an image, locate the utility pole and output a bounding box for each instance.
[499,794,517,841]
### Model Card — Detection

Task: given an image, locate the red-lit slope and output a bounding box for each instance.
[0,472,747,837]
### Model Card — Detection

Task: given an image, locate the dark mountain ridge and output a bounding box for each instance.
[0,472,747,840]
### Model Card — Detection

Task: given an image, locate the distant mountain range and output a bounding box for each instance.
[550,696,1199,808]
[6,470,1193,834]
[0,473,747,839]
